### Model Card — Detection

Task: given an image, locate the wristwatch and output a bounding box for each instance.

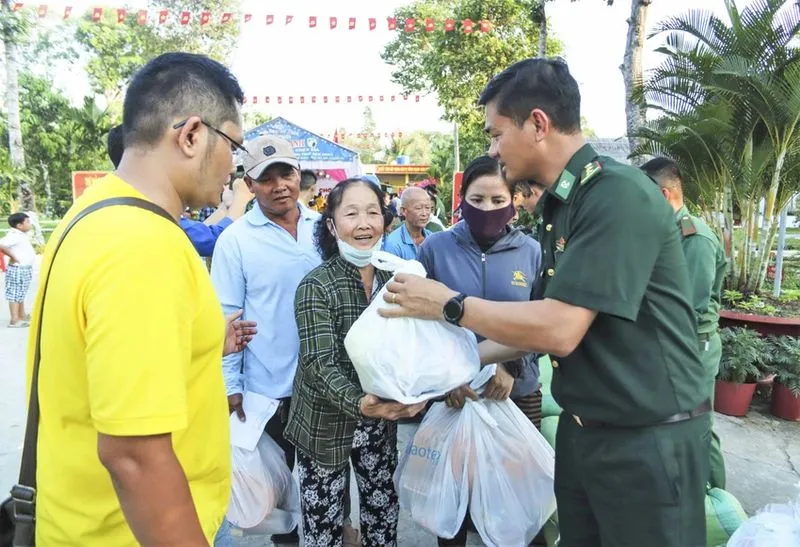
[443,293,468,326]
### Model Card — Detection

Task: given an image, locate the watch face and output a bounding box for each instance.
[444,299,461,321]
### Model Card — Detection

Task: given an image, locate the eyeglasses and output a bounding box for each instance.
[173,118,248,155]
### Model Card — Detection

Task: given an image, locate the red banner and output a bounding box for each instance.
[137,10,147,25]
[116,8,126,23]
[159,10,168,24]
[180,11,190,24]
[91,7,102,22]
[63,5,71,19]
[37,4,46,18]
[72,171,109,201]
[452,172,464,218]
[200,11,210,25]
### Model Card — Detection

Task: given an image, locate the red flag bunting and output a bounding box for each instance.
[277,97,282,104]
[200,11,210,25]
[244,13,252,23]
[285,15,293,25]
[415,95,420,102]
[324,97,329,103]
[425,18,435,32]
[92,7,103,22]
[387,17,397,30]
[380,96,384,102]
[463,19,474,34]
[335,96,339,103]
[358,96,363,102]
[288,97,294,104]
[300,97,305,104]
[368,96,373,102]
[252,96,258,104]
[242,96,247,104]
[309,16,316,28]
[349,17,356,30]
[391,96,396,102]
[263,97,268,103]
[117,8,126,23]
[444,18,456,31]
[12,3,23,13]
[347,96,352,103]
[38,5,47,18]
[63,6,72,19]
[368,17,376,30]
[180,11,190,24]
[265,14,273,25]
[311,96,316,104]
[159,10,168,24]
[329,17,337,29]
[480,20,491,33]
[404,18,415,32]
[220,12,231,24]
[137,10,147,25]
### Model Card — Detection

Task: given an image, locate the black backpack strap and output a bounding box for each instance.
[10,197,179,542]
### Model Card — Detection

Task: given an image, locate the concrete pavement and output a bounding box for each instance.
[1,260,799,545]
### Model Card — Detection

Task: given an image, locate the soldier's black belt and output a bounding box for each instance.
[572,399,712,428]
[698,331,718,341]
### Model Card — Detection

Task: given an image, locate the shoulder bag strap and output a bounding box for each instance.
[17,196,178,488]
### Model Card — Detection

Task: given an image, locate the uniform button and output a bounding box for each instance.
[547,268,555,276]
[552,360,559,368]
[545,224,553,232]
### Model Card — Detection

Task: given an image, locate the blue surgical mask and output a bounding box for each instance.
[332,225,383,268]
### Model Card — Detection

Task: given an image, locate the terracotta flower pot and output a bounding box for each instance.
[714,380,757,417]
[770,381,800,422]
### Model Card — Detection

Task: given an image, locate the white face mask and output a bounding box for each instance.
[331,224,383,268]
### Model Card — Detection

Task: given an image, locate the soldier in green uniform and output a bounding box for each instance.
[642,157,728,489]
[379,58,711,547]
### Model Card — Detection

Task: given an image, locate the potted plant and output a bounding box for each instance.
[767,336,800,421]
[715,328,770,416]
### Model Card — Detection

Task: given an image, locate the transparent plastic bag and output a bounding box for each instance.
[344,251,480,404]
[395,366,557,546]
[226,433,300,535]
[726,489,800,547]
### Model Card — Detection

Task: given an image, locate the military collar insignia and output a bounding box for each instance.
[555,236,566,253]
[553,170,576,201]
[581,161,602,185]
[679,215,697,237]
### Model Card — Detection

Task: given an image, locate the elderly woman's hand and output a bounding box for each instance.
[359,394,426,421]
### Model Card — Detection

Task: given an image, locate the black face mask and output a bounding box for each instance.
[460,200,516,240]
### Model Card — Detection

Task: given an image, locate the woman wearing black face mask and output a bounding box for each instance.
[416,155,545,546]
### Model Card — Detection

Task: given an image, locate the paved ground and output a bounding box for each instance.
[1,260,799,546]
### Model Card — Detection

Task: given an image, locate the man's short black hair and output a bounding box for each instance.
[107,124,124,168]
[514,181,532,198]
[8,212,28,228]
[641,157,684,188]
[300,169,317,191]
[123,52,244,148]
[479,57,581,134]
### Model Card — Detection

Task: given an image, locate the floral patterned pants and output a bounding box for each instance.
[296,419,399,547]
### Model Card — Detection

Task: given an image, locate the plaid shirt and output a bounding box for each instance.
[284,255,395,469]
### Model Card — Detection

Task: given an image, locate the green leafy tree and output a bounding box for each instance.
[339,107,383,164]
[382,0,563,171]
[632,0,800,293]
[75,0,240,102]
[243,112,273,131]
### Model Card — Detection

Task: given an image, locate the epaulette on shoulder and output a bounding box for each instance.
[680,215,697,237]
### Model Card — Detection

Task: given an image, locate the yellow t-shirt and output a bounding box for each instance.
[26,174,230,545]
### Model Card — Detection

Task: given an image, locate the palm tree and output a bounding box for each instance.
[632,0,800,293]
[0,0,33,210]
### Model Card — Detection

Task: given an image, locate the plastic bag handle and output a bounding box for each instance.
[465,364,499,428]
[370,250,409,272]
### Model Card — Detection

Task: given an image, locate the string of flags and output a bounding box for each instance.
[243,95,423,105]
[10,4,492,33]
[326,131,405,140]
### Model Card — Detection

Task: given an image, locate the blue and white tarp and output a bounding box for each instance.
[244,117,361,180]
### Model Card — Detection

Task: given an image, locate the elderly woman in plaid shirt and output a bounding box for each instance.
[285,178,425,547]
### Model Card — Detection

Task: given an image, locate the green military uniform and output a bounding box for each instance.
[535,144,711,547]
[676,206,728,489]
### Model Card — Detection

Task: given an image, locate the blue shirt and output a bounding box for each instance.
[180,217,233,257]
[211,204,321,399]
[383,223,431,260]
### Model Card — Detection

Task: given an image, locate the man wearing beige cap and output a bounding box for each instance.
[211,135,321,544]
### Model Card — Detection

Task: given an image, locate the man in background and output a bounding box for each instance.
[383,186,432,260]
[642,156,728,490]
[107,124,252,256]
[299,169,318,209]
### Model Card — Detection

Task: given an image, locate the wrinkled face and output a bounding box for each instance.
[464,174,512,211]
[330,183,384,250]
[485,101,542,184]
[401,194,432,230]
[247,163,301,218]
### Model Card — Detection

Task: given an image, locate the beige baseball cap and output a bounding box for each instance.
[242,135,300,180]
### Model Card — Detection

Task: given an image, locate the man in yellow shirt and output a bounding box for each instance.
[26,53,253,546]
